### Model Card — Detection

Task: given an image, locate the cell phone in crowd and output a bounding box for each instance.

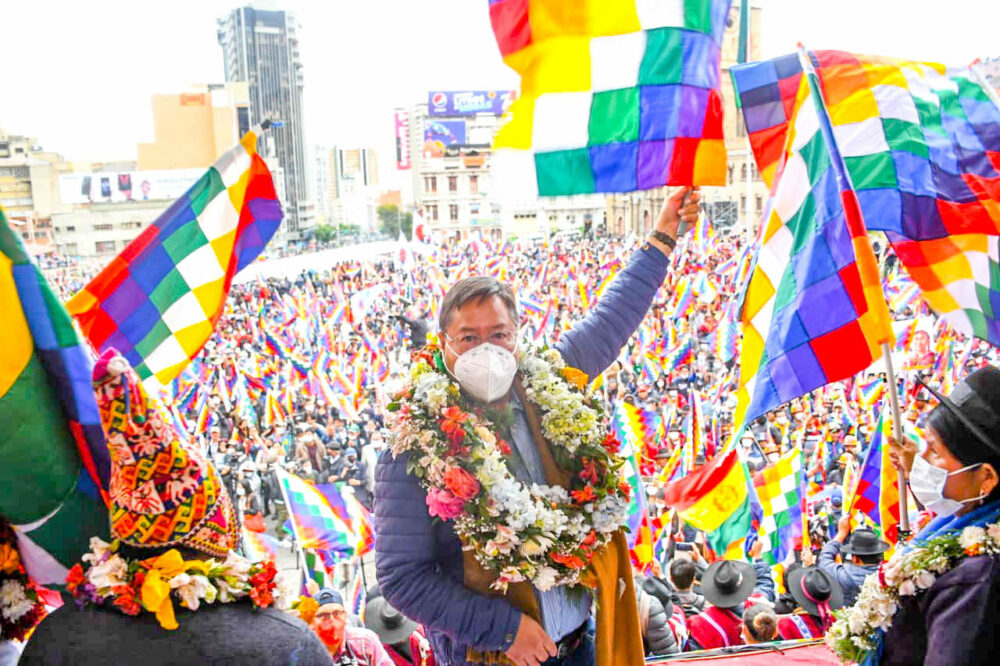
[676,542,694,552]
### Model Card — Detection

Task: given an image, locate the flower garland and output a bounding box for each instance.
[0,522,47,642]
[826,521,1000,663]
[67,537,291,630]
[387,345,631,592]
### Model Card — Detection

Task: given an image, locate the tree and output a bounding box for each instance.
[376,204,413,238]
[312,225,336,243]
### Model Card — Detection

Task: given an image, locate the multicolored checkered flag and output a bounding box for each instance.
[67,127,282,388]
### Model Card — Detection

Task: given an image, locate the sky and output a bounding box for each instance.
[3,0,999,190]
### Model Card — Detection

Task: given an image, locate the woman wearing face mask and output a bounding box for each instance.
[881,366,1000,665]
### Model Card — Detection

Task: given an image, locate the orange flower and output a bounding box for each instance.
[66,563,85,595]
[550,551,586,570]
[965,544,982,556]
[571,486,597,504]
[561,367,589,391]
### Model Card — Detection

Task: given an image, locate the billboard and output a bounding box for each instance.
[422,120,467,158]
[427,90,516,117]
[58,169,203,205]
[394,110,412,170]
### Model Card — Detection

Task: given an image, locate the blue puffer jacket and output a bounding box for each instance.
[374,244,669,665]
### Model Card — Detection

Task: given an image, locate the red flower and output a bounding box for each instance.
[112,585,141,616]
[440,407,470,455]
[66,563,85,595]
[618,481,632,502]
[442,406,469,423]
[601,434,620,455]
[581,530,597,549]
[497,438,512,456]
[250,583,275,609]
[550,551,587,570]
[443,466,481,500]
[249,562,278,609]
[570,486,597,504]
[578,458,600,484]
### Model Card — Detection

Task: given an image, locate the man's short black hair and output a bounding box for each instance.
[439,276,518,333]
[669,557,697,591]
[855,552,884,566]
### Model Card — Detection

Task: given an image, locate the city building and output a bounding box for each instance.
[217,3,314,238]
[137,83,251,170]
[0,129,73,255]
[606,3,769,238]
[402,92,605,240]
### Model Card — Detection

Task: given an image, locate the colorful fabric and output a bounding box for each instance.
[751,447,805,565]
[733,51,1000,345]
[734,54,895,428]
[849,405,901,545]
[92,349,239,559]
[243,528,282,563]
[489,0,731,196]
[661,449,751,556]
[0,209,110,584]
[276,469,356,563]
[67,127,282,388]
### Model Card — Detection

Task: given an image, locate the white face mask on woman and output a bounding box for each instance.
[447,342,518,403]
[909,456,985,518]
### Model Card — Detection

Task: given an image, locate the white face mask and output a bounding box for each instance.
[909,456,985,518]
[448,342,518,403]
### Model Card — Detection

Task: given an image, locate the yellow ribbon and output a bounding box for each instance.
[139,550,211,630]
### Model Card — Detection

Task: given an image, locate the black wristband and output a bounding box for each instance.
[649,229,677,250]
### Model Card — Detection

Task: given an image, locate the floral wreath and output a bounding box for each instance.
[826,521,1000,662]
[387,344,631,592]
[67,537,291,630]
[0,522,48,642]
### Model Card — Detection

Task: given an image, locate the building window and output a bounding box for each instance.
[95,240,116,254]
[728,164,735,184]
[449,204,459,221]
[425,176,437,193]
[428,205,438,221]
[741,163,747,180]
[755,195,763,214]
[93,223,113,231]
[469,175,478,193]
[65,226,75,232]
[470,203,480,216]
[122,221,143,230]
[448,175,458,192]
[643,210,651,233]
[63,243,78,255]
[741,195,747,212]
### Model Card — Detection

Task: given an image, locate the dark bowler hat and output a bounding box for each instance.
[840,527,890,556]
[701,559,757,608]
[364,596,417,646]
[788,567,844,618]
[919,366,1000,458]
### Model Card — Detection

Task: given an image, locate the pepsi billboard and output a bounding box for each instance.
[427,90,516,117]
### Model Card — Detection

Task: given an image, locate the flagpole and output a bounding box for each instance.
[796,44,908,540]
[880,341,910,536]
[276,468,310,587]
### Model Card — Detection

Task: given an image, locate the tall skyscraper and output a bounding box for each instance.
[217,4,313,235]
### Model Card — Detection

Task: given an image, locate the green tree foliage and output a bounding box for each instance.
[376,204,412,238]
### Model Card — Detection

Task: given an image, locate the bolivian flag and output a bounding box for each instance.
[662,448,751,558]
[0,208,109,583]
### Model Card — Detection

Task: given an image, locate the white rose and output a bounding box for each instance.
[898,579,917,596]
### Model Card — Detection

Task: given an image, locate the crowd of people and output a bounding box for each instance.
[22,199,1000,665]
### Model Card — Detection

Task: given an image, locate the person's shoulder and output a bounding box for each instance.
[934,553,1000,588]
[345,624,383,646]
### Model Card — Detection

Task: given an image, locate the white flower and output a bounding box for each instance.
[81,537,112,565]
[520,535,554,558]
[898,579,917,596]
[959,526,986,550]
[987,523,1000,544]
[171,573,216,611]
[88,554,129,591]
[914,571,936,590]
[533,566,559,591]
[847,608,868,635]
[0,580,28,614]
[219,551,252,577]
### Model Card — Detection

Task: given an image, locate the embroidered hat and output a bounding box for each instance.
[93,349,238,558]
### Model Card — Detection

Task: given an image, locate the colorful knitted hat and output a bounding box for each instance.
[92,349,238,558]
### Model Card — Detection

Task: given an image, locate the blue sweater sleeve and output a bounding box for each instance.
[818,539,853,591]
[374,450,522,652]
[556,243,669,380]
[751,560,776,603]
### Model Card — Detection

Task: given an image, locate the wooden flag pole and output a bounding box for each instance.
[880,341,910,536]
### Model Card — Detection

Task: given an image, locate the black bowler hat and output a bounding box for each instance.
[701,560,756,608]
[364,596,417,646]
[919,366,1000,458]
[840,527,889,557]
[787,567,843,618]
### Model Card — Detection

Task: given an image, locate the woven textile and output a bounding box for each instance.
[93,349,238,558]
[68,128,282,388]
[489,0,731,196]
[750,447,805,566]
[733,50,1000,344]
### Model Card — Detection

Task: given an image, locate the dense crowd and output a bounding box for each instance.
[33,222,999,662]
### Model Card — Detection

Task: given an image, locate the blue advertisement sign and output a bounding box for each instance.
[422,120,467,158]
[427,90,516,116]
